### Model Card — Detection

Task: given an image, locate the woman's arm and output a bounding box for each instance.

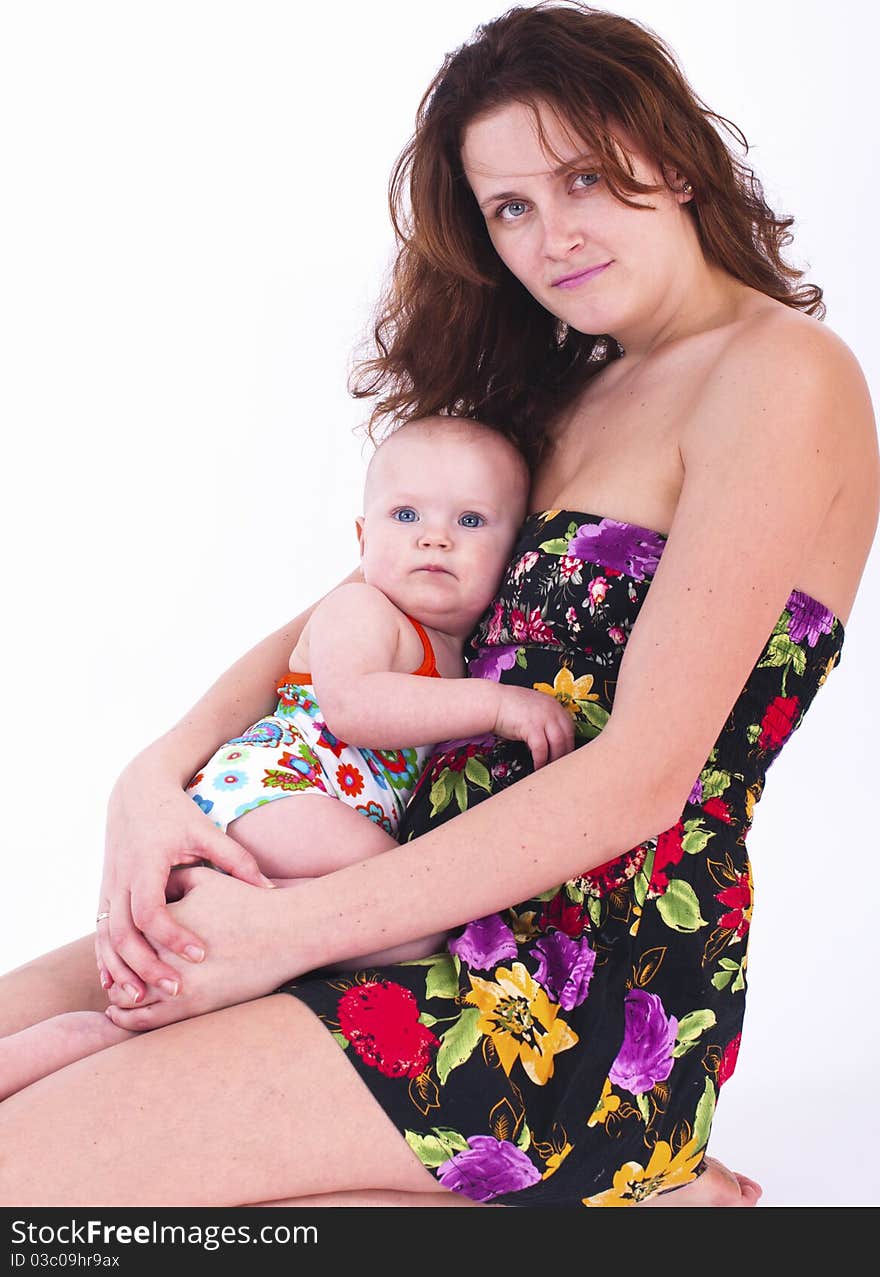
[97,566,364,999]
[106,721,682,1028]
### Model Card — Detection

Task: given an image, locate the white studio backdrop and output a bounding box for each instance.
[1,0,877,1206]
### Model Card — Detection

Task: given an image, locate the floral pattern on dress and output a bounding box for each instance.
[281,509,845,1206]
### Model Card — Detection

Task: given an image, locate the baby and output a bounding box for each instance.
[0,416,575,1100]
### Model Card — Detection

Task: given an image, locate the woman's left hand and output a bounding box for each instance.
[104,868,295,1031]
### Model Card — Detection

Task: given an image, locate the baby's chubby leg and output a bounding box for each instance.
[0,1012,134,1102]
[227,795,448,969]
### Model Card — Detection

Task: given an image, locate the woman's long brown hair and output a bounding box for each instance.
[350,2,823,469]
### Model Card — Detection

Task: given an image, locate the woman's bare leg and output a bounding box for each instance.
[0,993,455,1206]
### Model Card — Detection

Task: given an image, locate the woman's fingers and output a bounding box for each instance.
[205,828,277,888]
[94,893,153,1004]
[99,868,206,992]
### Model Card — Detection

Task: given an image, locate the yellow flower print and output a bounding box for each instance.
[817,653,837,688]
[532,668,601,717]
[587,1077,622,1128]
[466,962,578,1086]
[542,1142,573,1180]
[582,1138,705,1206]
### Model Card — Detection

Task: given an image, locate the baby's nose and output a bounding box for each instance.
[418,525,452,547]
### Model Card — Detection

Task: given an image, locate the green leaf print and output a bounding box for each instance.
[656,879,708,933]
[538,537,571,555]
[634,867,650,908]
[425,955,460,1001]
[418,1012,439,1026]
[516,1121,532,1151]
[453,772,469,812]
[331,1031,349,1050]
[672,1009,717,1058]
[711,955,746,992]
[516,647,528,669]
[681,824,712,855]
[577,701,610,734]
[429,772,452,819]
[636,1093,651,1124]
[464,756,491,791]
[692,1077,716,1151]
[404,1127,470,1168]
[759,631,807,677]
[587,897,603,927]
[696,769,730,801]
[436,1007,483,1085]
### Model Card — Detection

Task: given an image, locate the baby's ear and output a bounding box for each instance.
[355,517,365,555]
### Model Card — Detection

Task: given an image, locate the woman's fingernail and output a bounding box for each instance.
[183,945,205,963]
[158,978,179,996]
[100,969,111,989]
[123,983,142,1004]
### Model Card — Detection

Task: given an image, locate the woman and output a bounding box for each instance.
[1,3,875,1207]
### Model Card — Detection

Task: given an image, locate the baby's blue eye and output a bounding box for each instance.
[459,513,485,528]
[393,508,418,522]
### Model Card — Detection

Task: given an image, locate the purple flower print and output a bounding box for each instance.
[568,519,665,581]
[608,989,678,1094]
[786,589,835,646]
[468,644,519,681]
[436,1136,542,1202]
[533,932,596,1010]
[687,775,704,806]
[448,915,517,969]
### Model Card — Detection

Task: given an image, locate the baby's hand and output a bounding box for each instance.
[492,685,575,769]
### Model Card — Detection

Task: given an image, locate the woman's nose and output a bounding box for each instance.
[541,205,586,259]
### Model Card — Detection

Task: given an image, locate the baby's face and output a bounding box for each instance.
[357,428,528,637]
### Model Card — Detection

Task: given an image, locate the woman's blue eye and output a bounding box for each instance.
[459,513,485,528]
[495,174,598,221]
[496,200,527,221]
[393,508,418,522]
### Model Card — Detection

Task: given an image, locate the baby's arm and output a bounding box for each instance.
[307,583,573,765]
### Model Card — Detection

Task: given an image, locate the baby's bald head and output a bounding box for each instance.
[363,417,530,519]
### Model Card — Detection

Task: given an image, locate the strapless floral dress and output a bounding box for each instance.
[280,508,845,1206]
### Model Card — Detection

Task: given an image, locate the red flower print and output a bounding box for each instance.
[427,742,485,784]
[540,891,587,937]
[186,772,204,791]
[649,821,687,893]
[335,763,364,798]
[702,796,734,824]
[510,607,555,644]
[337,981,439,1078]
[758,694,800,750]
[717,874,752,938]
[718,1033,741,1087]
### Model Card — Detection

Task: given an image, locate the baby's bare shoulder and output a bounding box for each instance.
[309,581,410,667]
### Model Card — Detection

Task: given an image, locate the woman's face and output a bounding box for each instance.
[460,100,694,344]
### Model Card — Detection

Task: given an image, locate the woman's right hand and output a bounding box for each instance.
[492,685,575,769]
[96,748,277,1003]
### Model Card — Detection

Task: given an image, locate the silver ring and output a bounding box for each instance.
[96,911,110,924]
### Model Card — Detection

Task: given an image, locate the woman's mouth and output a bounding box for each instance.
[553,261,612,289]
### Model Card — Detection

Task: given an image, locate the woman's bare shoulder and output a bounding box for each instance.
[719,304,870,401]
[686,304,876,464]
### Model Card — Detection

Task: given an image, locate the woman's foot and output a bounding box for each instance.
[642,1156,762,1207]
[0,1010,135,1100]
